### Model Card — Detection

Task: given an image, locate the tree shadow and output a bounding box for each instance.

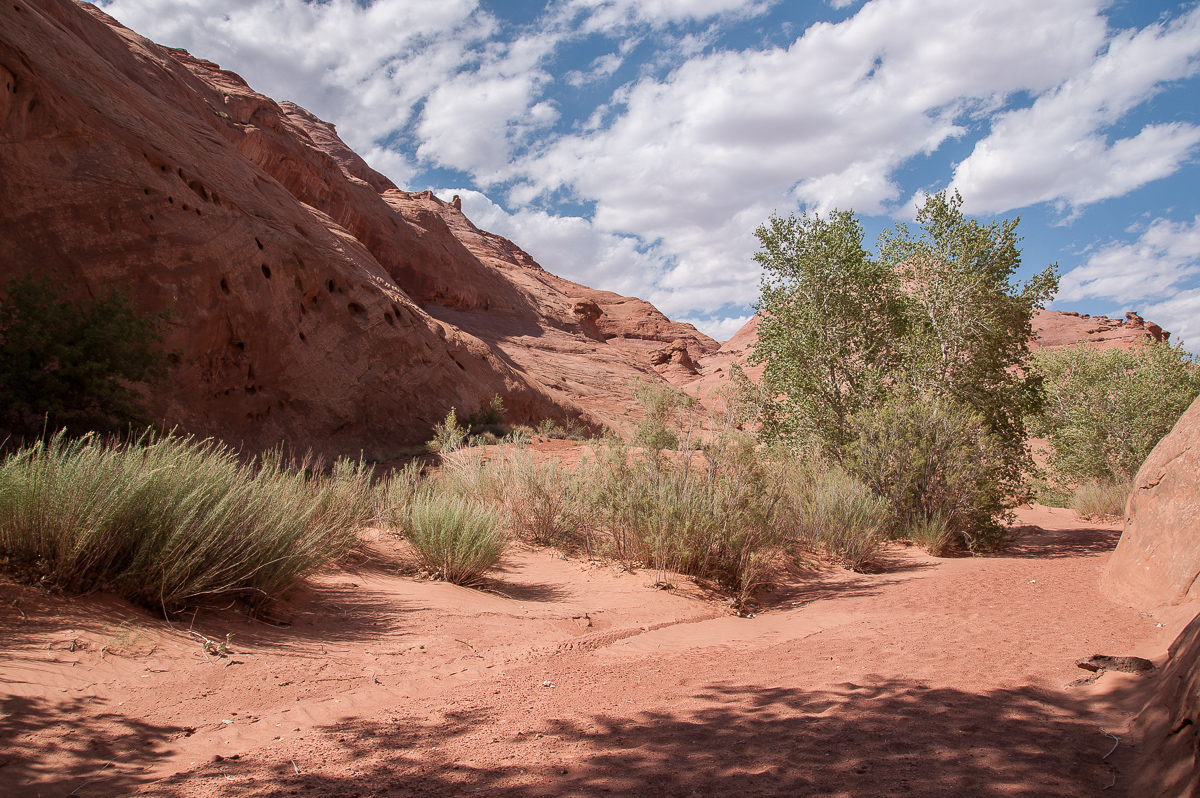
[0,695,183,798]
[1005,526,1122,559]
[140,678,1126,797]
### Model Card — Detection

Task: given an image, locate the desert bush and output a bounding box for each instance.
[1030,341,1200,485]
[375,460,424,528]
[488,448,585,548]
[535,418,566,438]
[792,466,888,570]
[404,490,505,585]
[903,510,956,557]
[849,397,1018,552]
[0,275,176,436]
[1070,479,1130,521]
[581,429,784,605]
[427,407,468,453]
[0,431,372,612]
[630,378,696,453]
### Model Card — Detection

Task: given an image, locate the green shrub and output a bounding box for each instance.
[375,460,424,529]
[630,378,696,452]
[0,431,372,611]
[1070,479,1130,521]
[1030,341,1200,485]
[404,491,505,585]
[849,398,1018,552]
[488,448,584,548]
[581,430,784,605]
[427,407,468,453]
[789,465,887,569]
[903,510,956,557]
[0,275,176,436]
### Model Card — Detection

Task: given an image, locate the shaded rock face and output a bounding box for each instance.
[0,0,717,454]
[1127,612,1200,798]
[1102,395,1200,611]
[1101,395,1200,797]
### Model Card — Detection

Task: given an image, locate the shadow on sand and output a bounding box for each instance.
[134,678,1126,798]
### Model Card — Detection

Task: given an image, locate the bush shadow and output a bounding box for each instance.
[141,678,1126,797]
[0,694,183,798]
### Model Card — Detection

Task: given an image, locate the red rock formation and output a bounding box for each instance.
[0,0,716,453]
[1031,308,1169,351]
[1102,395,1200,610]
[1102,395,1200,797]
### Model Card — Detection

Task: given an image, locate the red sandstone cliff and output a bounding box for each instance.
[0,0,715,455]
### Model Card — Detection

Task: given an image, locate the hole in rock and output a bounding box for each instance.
[168,196,173,204]
[220,278,230,295]
[255,238,263,250]
[384,312,394,326]
[261,264,271,279]
[299,332,306,342]
[143,188,149,195]
[235,341,245,351]
[348,303,365,317]
[326,279,335,294]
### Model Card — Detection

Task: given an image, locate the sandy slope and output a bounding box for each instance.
[0,506,1175,797]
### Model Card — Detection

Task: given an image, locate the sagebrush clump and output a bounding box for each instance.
[0,431,374,612]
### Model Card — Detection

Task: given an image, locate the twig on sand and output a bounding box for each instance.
[11,599,27,621]
[1103,733,1121,760]
[70,760,115,795]
[291,760,300,774]
[365,668,378,684]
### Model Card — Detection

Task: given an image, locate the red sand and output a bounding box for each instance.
[0,505,1174,797]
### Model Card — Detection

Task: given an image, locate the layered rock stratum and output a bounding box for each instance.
[0,0,715,457]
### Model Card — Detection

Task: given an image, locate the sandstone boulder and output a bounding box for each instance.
[1102,395,1200,610]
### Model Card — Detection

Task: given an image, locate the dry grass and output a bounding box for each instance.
[0,431,374,612]
[1070,480,1130,521]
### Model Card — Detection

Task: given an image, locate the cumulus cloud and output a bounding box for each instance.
[1058,215,1200,350]
[1060,215,1200,302]
[497,0,1111,320]
[95,0,493,173]
[1141,289,1200,352]
[948,6,1200,215]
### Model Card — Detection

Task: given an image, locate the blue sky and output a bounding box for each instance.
[93,0,1200,347]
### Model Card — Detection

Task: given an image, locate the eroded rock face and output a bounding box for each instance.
[1126,612,1200,798]
[1031,308,1169,350]
[1102,396,1200,610]
[0,0,588,455]
[0,0,723,453]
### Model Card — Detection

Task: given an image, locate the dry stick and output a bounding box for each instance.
[69,760,115,795]
[291,760,300,775]
[1103,733,1121,759]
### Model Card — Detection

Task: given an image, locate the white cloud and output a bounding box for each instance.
[501,0,1111,320]
[1059,214,1200,351]
[95,0,493,175]
[676,314,753,342]
[1141,289,1200,352]
[1059,215,1200,302]
[948,6,1200,215]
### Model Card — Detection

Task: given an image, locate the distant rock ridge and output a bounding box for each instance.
[680,307,1170,397]
[0,0,715,455]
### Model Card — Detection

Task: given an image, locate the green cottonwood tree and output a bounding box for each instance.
[1030,341,1200,485]
[749,191,1059,548]
[749,210,905,448]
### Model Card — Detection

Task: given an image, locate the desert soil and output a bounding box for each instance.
[0,504,1175,797]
